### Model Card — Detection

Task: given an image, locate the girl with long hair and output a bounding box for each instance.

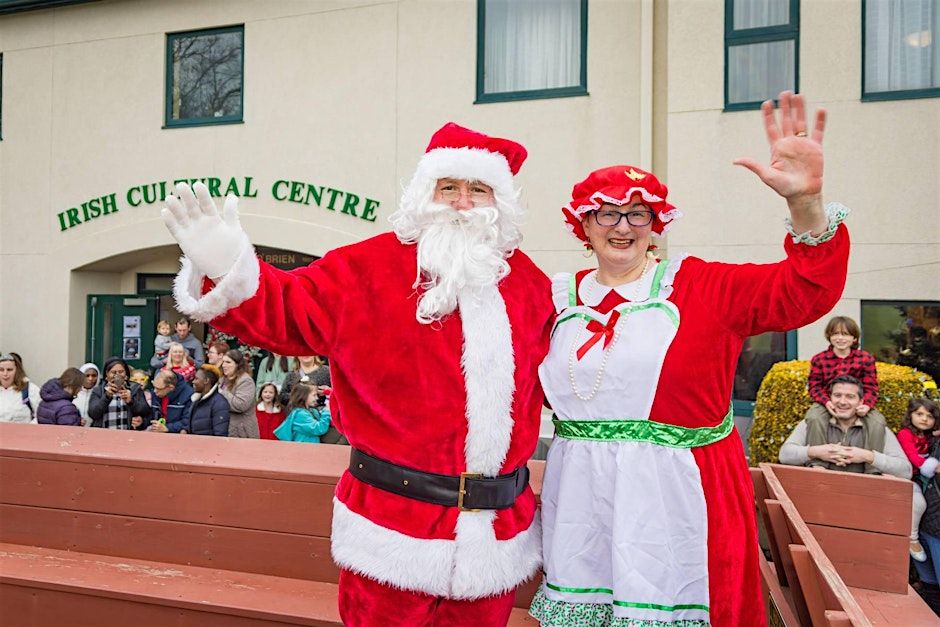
[274,383,331,443]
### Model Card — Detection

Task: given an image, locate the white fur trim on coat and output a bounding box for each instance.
[173,243,260,323]
[403,147,517,206]
[458,285,515,476]
[331,498,541,599]
[450,509,542,599]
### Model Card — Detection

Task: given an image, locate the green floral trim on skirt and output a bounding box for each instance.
[529,588,710,627]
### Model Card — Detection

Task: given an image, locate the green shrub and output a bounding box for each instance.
[748,361,937,466]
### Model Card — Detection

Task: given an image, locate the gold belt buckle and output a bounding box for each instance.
[458,472,483,512]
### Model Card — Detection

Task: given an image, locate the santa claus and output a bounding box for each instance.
[162,123,554,626]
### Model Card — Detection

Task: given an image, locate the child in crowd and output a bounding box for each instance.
[256,382,285,440]
[274,383,330,444]
[130,369,153,406]
[897,397,940,562]
[153,320,172,364]
[36,368,85,426]
[805,316,886,473]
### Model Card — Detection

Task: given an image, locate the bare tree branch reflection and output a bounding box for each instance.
[172,31,242,120]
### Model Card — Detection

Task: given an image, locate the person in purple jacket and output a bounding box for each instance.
[37,368,84,426]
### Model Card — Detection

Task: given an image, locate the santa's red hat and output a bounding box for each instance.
[402,123,527,204]
[561,165,682,244]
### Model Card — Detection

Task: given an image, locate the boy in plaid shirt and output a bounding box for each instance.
[805,316,886,473]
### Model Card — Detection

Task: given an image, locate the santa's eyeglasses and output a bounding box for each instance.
[436,182,494,206]
[593,208,654,227]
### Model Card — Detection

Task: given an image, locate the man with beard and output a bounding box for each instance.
[162,123,554,626]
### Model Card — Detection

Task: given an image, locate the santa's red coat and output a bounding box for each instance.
[181,232,554,599]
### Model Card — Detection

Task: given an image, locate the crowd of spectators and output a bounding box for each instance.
[775,316,940,612]
[0,316,333,445]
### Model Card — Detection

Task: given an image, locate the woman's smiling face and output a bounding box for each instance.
[581,199,653,274]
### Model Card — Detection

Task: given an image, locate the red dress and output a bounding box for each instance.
[534,222,850,627]
[255,403,285,440]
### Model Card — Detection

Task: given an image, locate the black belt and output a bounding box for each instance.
[348,448,529,511]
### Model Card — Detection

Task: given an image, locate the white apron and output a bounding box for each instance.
[534,259,732,626]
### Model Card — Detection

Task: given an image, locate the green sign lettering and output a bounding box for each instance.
[57,176,382,232]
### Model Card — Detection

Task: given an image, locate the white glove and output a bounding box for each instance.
[162,182,250,279]
[920,457,939,479]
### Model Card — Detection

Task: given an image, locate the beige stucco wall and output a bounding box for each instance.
[663,0,940,360]
[0,0,647,381]
[1,0,937,384]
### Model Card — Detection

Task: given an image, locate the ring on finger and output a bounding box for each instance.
[795,131,808,137]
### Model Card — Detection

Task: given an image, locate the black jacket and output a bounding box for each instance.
[88,381,151,429]
[920,440,940,538]
[188,386,230,436]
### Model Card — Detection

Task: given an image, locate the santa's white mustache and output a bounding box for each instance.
[392,202,515,324]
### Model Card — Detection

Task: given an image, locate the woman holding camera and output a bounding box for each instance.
[88,356,152,430]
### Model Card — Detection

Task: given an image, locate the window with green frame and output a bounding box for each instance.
[862,0,940,101]
[165,25,244,128]
[724,0,799,111]
[861,300,940,382]
[732,330,797,416]
[476,0,588,104]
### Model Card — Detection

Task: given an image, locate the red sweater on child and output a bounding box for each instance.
[897,427,931,472]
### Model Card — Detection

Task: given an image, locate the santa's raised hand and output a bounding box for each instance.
[734,91,828,235]
[162,182,251,279]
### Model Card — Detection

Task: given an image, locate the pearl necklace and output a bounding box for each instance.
[568,257,652,402]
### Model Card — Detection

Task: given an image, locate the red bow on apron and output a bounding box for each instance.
[576,310,621,360]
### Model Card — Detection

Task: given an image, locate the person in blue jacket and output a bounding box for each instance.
[150,365,229,436]
[147,370,192,433]
[188,364,230,436]
[274,383,330,443]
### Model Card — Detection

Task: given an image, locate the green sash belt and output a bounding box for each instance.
[552,406,734,449]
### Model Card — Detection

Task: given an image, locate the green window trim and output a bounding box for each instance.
[164,24,245,129]
[733,329,797,417]
[475,0,589,105]
[860,0,940,102]
[723,0,800,112]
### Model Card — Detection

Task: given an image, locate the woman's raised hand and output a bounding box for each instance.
[734,91,826,202]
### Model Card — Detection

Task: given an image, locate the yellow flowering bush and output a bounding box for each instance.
[748,361,937,466]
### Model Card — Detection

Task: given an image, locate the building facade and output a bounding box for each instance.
[1,0,937,420]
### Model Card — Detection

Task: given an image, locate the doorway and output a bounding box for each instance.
[85,294,159,372]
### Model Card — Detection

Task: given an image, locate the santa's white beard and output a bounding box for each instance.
[390,201,522,324]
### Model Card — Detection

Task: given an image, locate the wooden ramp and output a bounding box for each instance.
[753,463,937,626]
[0,423,539,626]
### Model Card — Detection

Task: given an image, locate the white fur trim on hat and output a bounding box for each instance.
[173,243,260,323]
[331,498,541,599]
[403,147,517,206]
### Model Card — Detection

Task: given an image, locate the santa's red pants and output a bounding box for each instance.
[338,569,516,627]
